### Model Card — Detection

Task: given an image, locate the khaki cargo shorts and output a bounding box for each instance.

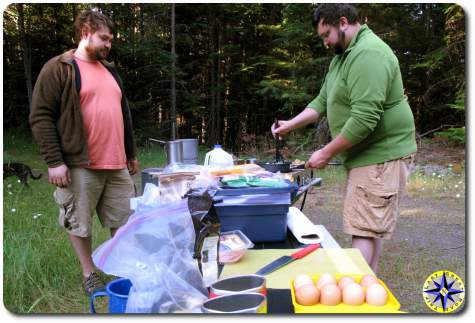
[342,154,415,240]
[53,167,135,237]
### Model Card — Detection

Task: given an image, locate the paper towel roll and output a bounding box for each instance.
[287,207,324,245]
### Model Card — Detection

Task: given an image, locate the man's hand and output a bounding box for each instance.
[305,135,353,169]
[271,120,294,139]
[270,108,319,139]
[48,164,71,188]
[305,148,333,169]
[127,159,139,175]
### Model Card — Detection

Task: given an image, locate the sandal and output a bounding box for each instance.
[83,272,105,296]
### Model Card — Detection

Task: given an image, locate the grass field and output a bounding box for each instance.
[3,132,466,314]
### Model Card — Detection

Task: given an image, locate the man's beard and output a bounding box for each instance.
[332,30,345,55]
[85,41,109,61]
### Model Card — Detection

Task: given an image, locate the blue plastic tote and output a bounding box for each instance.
[90,278,132,313]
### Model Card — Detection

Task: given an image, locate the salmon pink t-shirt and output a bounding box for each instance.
[74,56,127,169]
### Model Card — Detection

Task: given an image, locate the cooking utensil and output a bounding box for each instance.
[257,161,292,173]
[255,244,320,276]
[149,138,183,165]
[290,160,342,171]
[149,138,199,165]
[292,177,322,203]
[327,160,342,166]
[165,140,183,164]
[201,293,267,313]
[258,159,341,174]
[290,164,306,171]
[179,138,199,164]
[209,274,266,298]
[274,118,283,162]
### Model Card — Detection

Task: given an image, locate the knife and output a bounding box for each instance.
[255,244,321,276]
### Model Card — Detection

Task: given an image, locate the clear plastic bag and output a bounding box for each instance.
[130,183,161,211]
[92,199,208,313]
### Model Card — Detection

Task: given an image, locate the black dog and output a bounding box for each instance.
[3,162,42,187]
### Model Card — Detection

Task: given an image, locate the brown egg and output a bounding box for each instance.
[320,283,342,306]
[359,274,379,288]
[338,276,355,291]
[316,273,337,290]
[293,274,314,291]
[365,283,388,306]
[342,283,365,306]
[295,284,320,306]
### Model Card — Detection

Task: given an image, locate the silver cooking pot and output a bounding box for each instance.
[149,138,199,165]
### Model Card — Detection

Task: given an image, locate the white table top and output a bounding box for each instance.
[287,207,341,249]
[315,224,341,249]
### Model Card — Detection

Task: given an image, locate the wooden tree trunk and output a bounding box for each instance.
[209,52,217,145]
[206,14,218,146]
[423,3,432,38]
[237,44,249,153]
[72,3,77,23]
[170,3,177,140]
[216,14,223,145]
[16,3,32,108]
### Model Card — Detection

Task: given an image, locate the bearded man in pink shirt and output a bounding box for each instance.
[30,9,139,295]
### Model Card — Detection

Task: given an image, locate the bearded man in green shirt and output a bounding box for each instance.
[272,4,417,272]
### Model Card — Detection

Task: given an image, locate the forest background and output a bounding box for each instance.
[3,3,466,153]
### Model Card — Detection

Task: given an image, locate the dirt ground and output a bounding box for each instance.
[415,137,466,166]
[300,139,466,313]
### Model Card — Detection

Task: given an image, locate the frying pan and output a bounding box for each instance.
[257,160,341,173]
[263,115,342,173]
[257,161,292,173]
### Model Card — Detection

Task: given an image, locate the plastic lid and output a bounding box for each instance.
[219,230,254,251]
[214,144,222,148]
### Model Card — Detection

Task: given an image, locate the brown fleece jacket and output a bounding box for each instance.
[29,49,137,168]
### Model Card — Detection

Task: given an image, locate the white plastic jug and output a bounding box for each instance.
[204,145,234,169]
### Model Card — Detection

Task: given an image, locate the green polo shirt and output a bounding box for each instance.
[308,24,417,169]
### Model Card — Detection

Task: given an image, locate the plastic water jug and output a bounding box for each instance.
[204,145,234,168]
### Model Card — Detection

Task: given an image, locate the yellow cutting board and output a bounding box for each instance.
[221,248,374,289]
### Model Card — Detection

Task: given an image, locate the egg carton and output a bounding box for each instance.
[290,274,401,313]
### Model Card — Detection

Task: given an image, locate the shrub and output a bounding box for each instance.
[435,127,465,146]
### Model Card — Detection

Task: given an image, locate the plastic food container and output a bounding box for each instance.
[219,230,254,263]
[290,274,401,313]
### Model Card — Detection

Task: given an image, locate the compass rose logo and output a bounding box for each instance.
[423,271,465,313]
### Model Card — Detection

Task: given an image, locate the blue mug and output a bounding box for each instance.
[90,278,132,313]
